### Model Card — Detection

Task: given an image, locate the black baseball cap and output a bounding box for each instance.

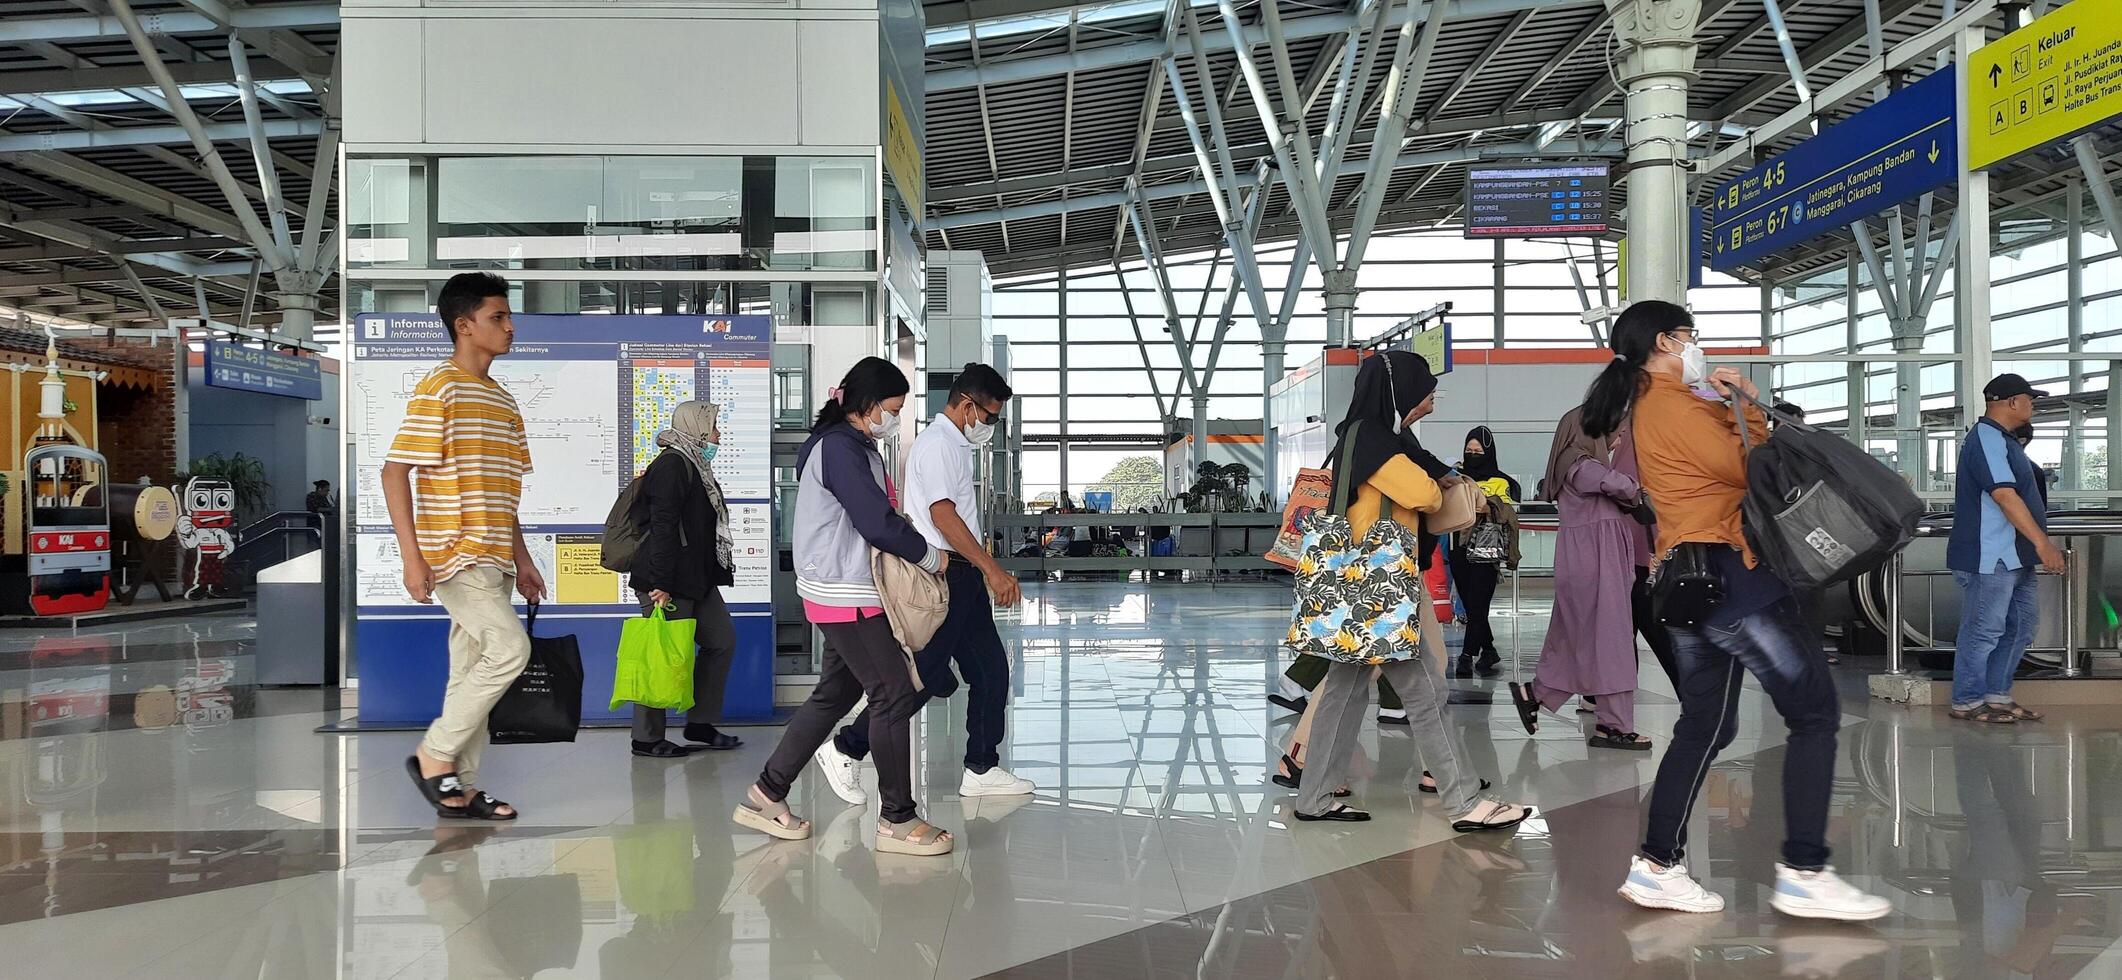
[1983,373,2048,401]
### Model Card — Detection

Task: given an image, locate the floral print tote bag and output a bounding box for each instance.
[1282,422,1426,665]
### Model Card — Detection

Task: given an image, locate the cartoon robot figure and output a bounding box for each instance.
[175,478,236,600]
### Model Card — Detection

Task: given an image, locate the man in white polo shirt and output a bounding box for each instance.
[811,363,1033,800]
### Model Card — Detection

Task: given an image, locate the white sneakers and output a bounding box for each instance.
[960,766,1036,797]
[1769,864,1893,921]
[1618,856,1726,913]
[813,741,867,805]
[810,741,1035,802]
[1618,856,1894,923]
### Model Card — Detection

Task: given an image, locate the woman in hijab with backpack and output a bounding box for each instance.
[1281,350,1529,832]
[625,400,742,758]
[1449,425,1520,678]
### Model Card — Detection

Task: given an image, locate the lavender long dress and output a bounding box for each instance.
[1532,443,1648,698]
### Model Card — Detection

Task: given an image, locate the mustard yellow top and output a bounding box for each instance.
[1347,454,1444,537]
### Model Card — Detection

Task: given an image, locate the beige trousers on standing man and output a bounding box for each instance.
[424,565,532,788]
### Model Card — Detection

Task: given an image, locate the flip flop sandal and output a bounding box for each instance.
[733,791,813,841]
[1507,682,1541,734]
[1294,804,1371,823]
[1577,696,1597,713]
[1999,702,2044,722]
[1950,706,2017,724]
[1270,755,1351,797]
[1418,771,1492,795]
[439,791,518,821]
[692,732,744,750]
[405,756,471,818]
[876,818,954,856]
[1452,801,1533,833]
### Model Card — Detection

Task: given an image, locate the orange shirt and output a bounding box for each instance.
[1631,372,1768,567]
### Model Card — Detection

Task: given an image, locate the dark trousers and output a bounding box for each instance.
[1631,566,1679,687]
[1451,555,1501,663]
[1641,597,1839,871]
[758,614,923,823]
[631,591,737,741]
[837,562,1010,773]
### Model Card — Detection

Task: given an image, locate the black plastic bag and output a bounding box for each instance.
[1733,392,1922,590]
[489,603,583,744]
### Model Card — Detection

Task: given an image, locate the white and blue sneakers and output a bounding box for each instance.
[1618,855,1726,913]
[1769,864,1893,921]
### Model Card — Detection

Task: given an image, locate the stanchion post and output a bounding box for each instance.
[1509,564,1521,678]
[2062,543,2083,679]
[1886,550,1906,675]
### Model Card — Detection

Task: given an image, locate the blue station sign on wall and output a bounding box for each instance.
[1710,68,1960,271]
[203,340,324,400]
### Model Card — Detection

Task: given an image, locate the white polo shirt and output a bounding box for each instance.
[905,412,978,552]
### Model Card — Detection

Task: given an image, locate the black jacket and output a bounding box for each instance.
[627,449,733,600]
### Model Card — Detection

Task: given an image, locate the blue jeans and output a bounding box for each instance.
[1641,598,1839,871]
[1951,564,2039,711]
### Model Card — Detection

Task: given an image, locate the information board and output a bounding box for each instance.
[1464,164,1610,238]
[203,340,323,400]
[347,314,775,723]
[1967,0,2122,169]
[1710,69,1958,270]
[1408,320,1452,376]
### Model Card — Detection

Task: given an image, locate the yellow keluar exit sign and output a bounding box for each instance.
[1966,0,2122,170]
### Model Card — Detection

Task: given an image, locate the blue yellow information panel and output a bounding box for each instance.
[1710,69,1958,270]
[1967,0,2122,169]
[203,340,323,400]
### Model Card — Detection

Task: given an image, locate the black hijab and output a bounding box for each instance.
[1330,349,1451,489]
[1459,424,1521,500]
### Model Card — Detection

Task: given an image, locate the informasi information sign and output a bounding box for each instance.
[347,314,775,723]
[1710,69,1958,270]
[1966,0,2122,169]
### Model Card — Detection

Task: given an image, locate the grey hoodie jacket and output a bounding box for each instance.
[794,422,940,610]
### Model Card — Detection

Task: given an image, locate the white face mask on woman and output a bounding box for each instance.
[868,409,900,443]
[1666,335,1709,386]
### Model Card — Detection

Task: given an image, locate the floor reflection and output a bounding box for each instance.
[0,583,2115,979]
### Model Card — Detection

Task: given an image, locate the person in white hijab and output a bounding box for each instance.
[626,400,743,757]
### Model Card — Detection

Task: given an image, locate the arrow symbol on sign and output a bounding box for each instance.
[1989,64,2003,87]
[1928,140,1939,164]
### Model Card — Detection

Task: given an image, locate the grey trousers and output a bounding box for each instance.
[1296,649,1483,818]
[631,591,738,741]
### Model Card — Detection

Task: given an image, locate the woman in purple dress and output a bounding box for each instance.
[1508,405,1673,750]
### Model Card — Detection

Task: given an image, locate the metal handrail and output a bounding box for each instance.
[1879,511,2121,678]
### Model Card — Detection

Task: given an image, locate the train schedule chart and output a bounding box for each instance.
[346,313,777,723]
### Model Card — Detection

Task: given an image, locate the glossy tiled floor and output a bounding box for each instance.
[2,582,2119,978]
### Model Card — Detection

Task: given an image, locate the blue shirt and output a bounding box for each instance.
[1948,418,2045,574]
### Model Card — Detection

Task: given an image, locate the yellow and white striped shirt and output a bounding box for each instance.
[386,361,531,582]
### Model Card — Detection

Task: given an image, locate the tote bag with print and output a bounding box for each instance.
[1282,422,1427,665]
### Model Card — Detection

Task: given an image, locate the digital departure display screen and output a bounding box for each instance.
[1463,164,1611,238]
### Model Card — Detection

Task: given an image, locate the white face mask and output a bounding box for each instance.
[965,418,996,446]
[1672,338,1709,385]
[868,409,899,443]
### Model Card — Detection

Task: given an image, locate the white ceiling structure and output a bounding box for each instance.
[1,0,2116,330]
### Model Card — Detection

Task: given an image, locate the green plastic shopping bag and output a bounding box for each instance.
[611,605,697,711]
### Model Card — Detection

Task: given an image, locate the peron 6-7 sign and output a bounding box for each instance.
[1709,69,1958,270]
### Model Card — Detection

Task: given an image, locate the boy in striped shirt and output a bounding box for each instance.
[383,271,545,821]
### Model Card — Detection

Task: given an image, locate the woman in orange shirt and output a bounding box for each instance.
[1586,301,1889,923]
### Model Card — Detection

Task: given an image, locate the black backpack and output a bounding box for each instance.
[1733,392,1922,590]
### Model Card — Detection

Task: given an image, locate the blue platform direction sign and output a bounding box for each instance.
[203,340,323,400]
[1710,69,1959,271]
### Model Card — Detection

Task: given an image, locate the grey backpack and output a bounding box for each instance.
[599,467,653,573]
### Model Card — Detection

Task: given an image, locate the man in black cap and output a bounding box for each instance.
[1945,373,2062,725]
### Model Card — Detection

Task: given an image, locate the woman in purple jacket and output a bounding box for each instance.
[1508,405,1673,749]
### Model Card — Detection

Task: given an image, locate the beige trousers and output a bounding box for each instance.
[423,565,532,787]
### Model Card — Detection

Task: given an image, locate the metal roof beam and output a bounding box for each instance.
[1705,0,1932,120]
[0,237,241,262]
[0,118,321,152]
[0,3,337,45]
[0,263,251,289]
[926,0,1600,92]
[0,151,255,242]
[0,59,302,98]
[932,137,1623,228]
